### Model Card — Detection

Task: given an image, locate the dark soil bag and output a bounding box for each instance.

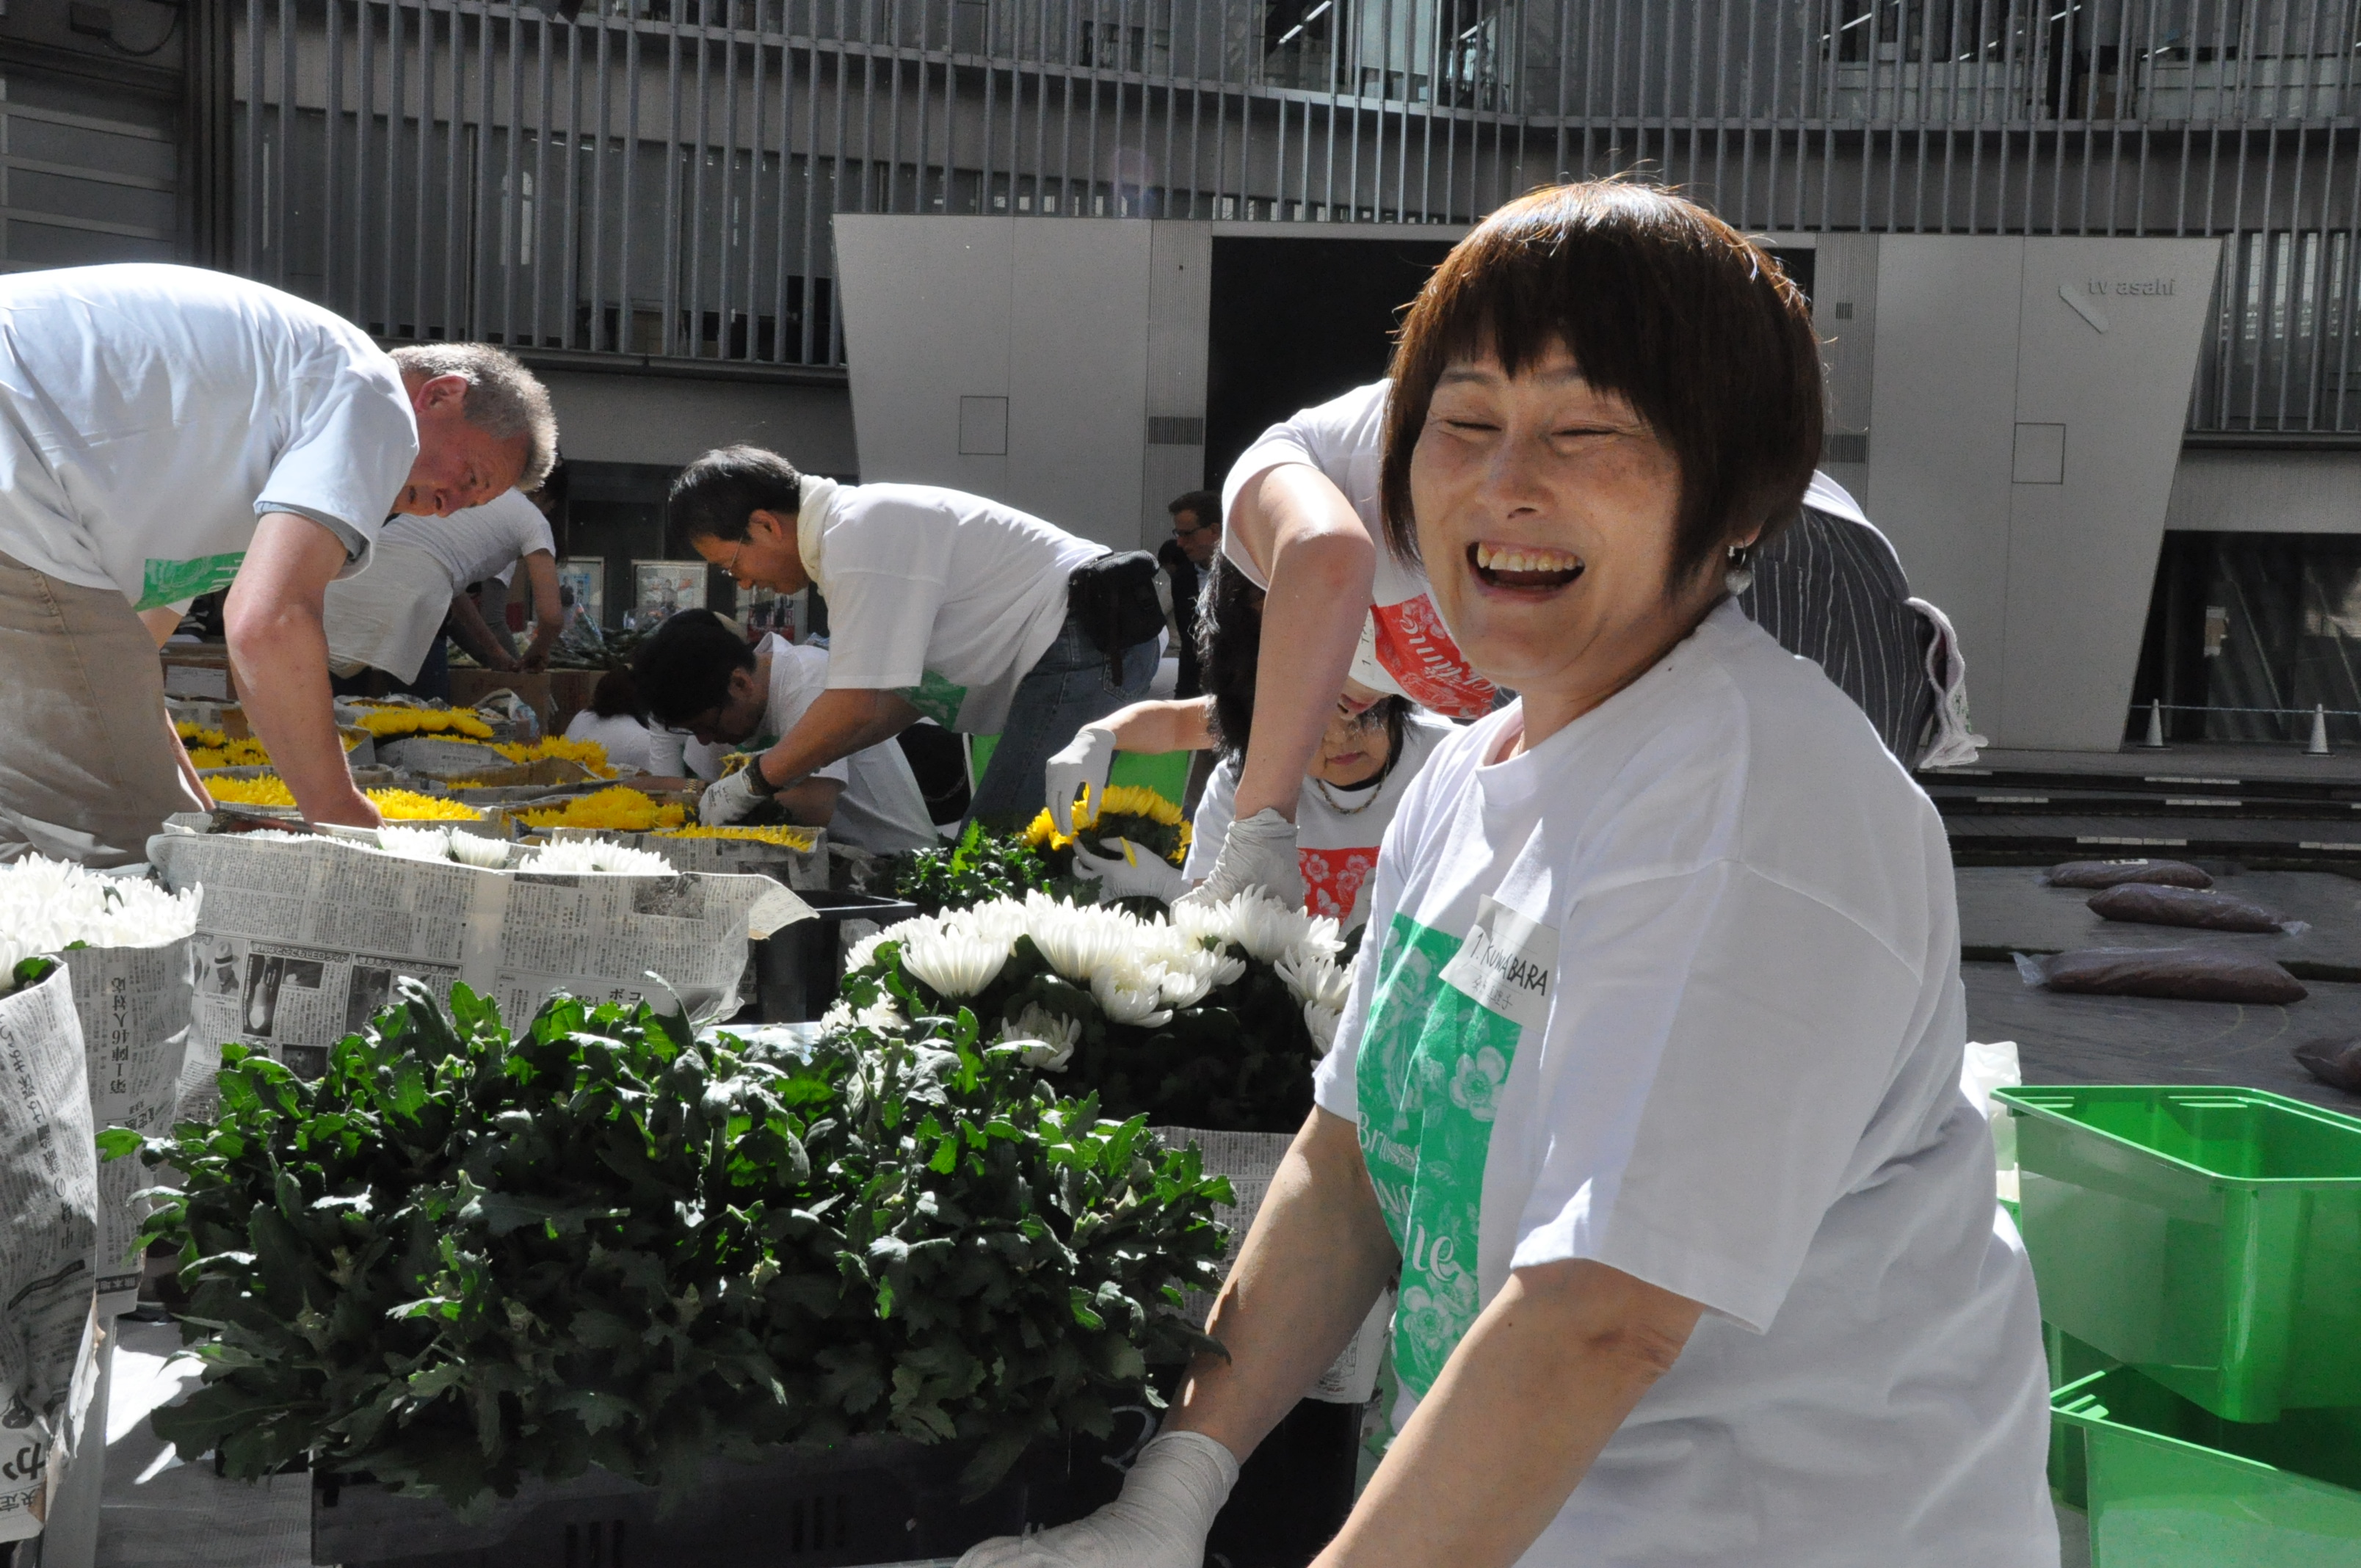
[2042,858,2214,891]
[2015,947,2308,1004]
[2293,1037,2361,1095]
[2086,883,2304,935]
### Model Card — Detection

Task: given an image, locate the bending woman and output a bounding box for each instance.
[1052,559,1452,928]
[968,182,2051,1567]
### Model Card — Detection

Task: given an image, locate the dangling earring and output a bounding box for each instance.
[1724,543,1755,597]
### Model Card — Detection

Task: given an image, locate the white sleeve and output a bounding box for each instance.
[1509,865,1924,1333]
[1216,381,1386,590]
[1181,758,1239,882]
[254,355,418,554]
[643,726,689,777]
[813,502,954,692]
[764,654,852,785]
[1310,815,1412,1126]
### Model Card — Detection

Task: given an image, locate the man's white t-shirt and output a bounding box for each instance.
[1316,601,2054,1566]
[645,637,937,854]
[0,264,415,609]
[1220,381,1495,719]
[1183,710,1454,929]
[796,477,1103,734]
[563,709,655,774]
[385,487,554,593]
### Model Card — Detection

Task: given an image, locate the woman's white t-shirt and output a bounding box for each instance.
[645,636,939,854]
[0,264,415,609]
[1316,600,2053,1566]
[1220,380,1495,719]
[1183,711,1454,929]
[796,476,1103,734]
[564,709,654,774]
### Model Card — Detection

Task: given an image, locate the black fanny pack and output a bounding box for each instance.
[1067,551,1167,680]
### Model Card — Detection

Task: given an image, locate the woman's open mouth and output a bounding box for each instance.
[1470,540,1584,591]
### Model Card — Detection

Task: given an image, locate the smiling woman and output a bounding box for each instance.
[958,183,2056,1568]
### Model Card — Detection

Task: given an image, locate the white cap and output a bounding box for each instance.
[1348,612,1407,699]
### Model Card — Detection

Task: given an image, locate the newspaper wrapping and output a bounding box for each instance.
[147,830,810,1087]
[546,827,829,890]
[372,736,508,781]
[1150,1127,1390,1406]
[0,966,101,1542]
[61,940,197,1315]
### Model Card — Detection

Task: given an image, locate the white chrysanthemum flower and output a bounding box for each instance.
[1157,959,1214,1011]
[445,832,512,869]
[1303,998,1341,1056]
[822,991,907,1034]
[1276,947,1351,1013]
[900,925,1010,998]
[521,839,675,875]
[1168,895,1236,950]
[1225,889,1310,963]
[1026,896,1139,986]
[844,928,891,975]
[1090,959,1173,1029]
[958,898,1032,952]
[376,825,456,863]
[0,857,203,995]
[999,1001,1082,1071]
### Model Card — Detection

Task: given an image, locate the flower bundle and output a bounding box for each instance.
[519,838,677,875]
[1020,785,1192,874]
[354,707,496,741]
[185,737,271,769]
[206,774,297,807]
[839,890,1348,1133]
[492,736,617,777]
[655,824,820,849]
[109,984,1230,1504]
[516,786,688,832]
[0,857,202,996]
[174,722,228,749]
[369,790,485,822]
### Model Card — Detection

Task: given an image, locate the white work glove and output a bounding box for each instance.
[958,1429,1238,1568]
[1071,837,1191,904]
[1045,725,1120,835]
[1175,807,1304,912]
[697,766,769,826]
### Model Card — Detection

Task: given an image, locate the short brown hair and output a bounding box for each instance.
[1379,181,1823,591]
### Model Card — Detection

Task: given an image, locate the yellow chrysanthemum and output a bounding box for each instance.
[206,774,297,807]
[492,736,617,777]
[187,737,272,769]
[175,722,228,749]
[656,824,819,848]
[367,789,485,821]
[355,708,496,741]
[516,787,688,832]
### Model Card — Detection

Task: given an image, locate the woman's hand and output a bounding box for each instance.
[1045,725,1118,834]
[1175,808,1303,910]
[1071,837,1190,903]
[957,1431,1238,1568]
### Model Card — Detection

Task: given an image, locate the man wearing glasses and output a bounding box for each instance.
[1161,489,1222,700]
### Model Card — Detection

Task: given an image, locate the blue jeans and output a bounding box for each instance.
[969,614,1158,828]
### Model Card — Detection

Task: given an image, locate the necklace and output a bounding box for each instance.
[1310,772,1385,814]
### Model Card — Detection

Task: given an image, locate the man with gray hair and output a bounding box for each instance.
[0,263,557,863]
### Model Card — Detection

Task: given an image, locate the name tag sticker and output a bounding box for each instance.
[1439,895,1557,1031]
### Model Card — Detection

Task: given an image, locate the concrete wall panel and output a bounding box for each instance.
[537,370,857,476]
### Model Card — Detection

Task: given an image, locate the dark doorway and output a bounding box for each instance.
[1202,236,1816,492]
[2128,530,2361,745]
[1203,236,1454,490]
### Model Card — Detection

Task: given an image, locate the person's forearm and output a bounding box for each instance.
[1100,697,1216,755]
[519,617,562,668]
[1230,466,1374,822]
[777,778,841,827]
[1314,1261,1704,1568]
[225,587,373,826]
[1170,1108,1399,1460]
[757,688,921,788]
[445,594,515,669]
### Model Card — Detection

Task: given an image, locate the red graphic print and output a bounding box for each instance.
[1300,845,1380,923]
[1371,595,1495,719]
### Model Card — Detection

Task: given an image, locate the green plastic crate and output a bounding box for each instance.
[1995,1086,2361,1423]
[2052,1366,2361,1566]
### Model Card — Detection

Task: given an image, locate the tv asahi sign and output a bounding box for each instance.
[2086,277,2177,296]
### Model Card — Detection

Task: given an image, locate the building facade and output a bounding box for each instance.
[10,0,2361,738]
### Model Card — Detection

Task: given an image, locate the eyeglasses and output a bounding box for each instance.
[722,536,751,584]
[1173,519,1216,538]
